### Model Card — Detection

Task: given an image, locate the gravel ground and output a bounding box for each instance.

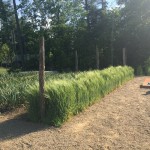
[0,77,150,150]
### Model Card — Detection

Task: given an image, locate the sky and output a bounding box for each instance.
[107,0,117,8]
[15,0,117,8]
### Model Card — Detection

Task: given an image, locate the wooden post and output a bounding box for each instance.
[96,45,100,69]
[110,13,114,66]
[123,48,126,66]
[75,50,78,72]
[39,36,45,120]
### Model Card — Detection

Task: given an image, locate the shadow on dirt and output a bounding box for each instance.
[0,114,49,141]
[142,91,150,95]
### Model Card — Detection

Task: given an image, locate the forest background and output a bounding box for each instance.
[0,0,150,74]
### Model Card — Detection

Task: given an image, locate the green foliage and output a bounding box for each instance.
[0,71,74,112]
[115,0,150,67]
[136,65,143,76]
[1,0,150,71]
[0,73,38,112]
[144,57,150,75]
[0,44,10,63]
[27,66,134,126]
[0,66,134,125]
[0,67,8,74]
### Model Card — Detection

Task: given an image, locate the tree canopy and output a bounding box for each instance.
[0,0,150,71]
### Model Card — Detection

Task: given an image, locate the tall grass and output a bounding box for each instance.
[0,73,37,112]
[0,66,134,124]
[27,66,134,126]
[0,71,76,112]
[0,67,8,74]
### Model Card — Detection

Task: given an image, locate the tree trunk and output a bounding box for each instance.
[123,48,126,66]
[96,45,99,69]
[85,0,90,29]
[101,0,106,10]
[110,15,114,66]
[39,36,45,121]
[75,50,78,72]
[12,0,24,67]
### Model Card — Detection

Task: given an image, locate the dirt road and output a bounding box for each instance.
[0,77,150,150]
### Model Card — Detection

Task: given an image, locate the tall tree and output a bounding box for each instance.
[12,0,25,67]
[115,0,150,67]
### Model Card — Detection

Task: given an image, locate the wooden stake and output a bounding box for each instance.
[39,36,45,120]
[96,45,100,69]
[123,48,126,66]
[75,50,78,72]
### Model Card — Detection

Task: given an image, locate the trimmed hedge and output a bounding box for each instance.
[26,66,134,126]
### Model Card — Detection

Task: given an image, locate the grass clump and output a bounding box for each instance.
[0,71,74,112]
[27,66,134,126]
[0,67,8,74]
[0,73,37,112]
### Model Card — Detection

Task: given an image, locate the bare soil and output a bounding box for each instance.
[0,77,150,150]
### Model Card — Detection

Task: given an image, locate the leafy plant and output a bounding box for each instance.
[136,65,143,76]
[27,66,134,126]
[144,57,150,75]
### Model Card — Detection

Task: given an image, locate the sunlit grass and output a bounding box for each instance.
[0,66,134,125]
[27,66,134,126]
[0,67,8,74]
[0,71,74,112]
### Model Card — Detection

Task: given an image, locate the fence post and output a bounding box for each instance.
[39,36,45,120]
[96,45,100,69]
[123,48,126,66]
[75,50,78,72]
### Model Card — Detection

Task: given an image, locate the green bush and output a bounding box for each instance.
[27,66,134,126]
[146,67,150,75]
[136,65,143,76]
[144,57,150,75]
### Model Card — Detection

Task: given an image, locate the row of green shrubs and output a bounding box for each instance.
[27,66,134,126]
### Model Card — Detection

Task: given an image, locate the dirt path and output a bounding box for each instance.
[0,77,150,150]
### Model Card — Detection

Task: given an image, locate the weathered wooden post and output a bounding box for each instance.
[123,48,126,66]
[39,36,45,120]
[96,45,100,69]
[75,50,78,72]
